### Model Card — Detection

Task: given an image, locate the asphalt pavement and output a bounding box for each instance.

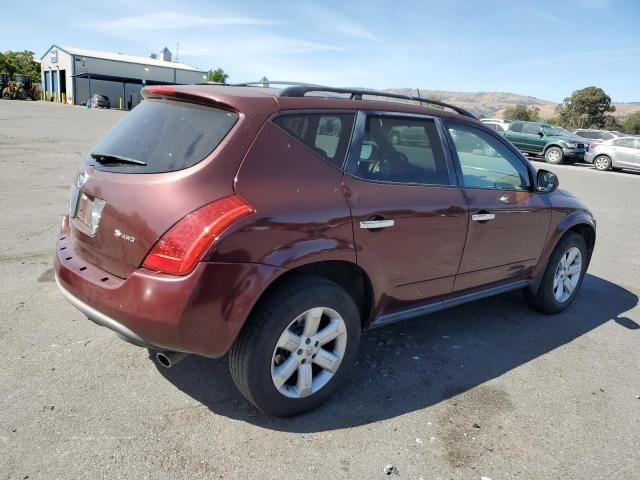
[1,101,638,480]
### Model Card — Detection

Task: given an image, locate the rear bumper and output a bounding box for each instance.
[54,228,283,358]
[562,148,585,159]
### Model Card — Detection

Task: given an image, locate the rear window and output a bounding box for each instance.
[87,99,238,173]
[510,122,523,132]
[273,113,355,169]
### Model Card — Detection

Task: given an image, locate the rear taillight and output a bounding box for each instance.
[142,195,254,275]
[589,143,599,149]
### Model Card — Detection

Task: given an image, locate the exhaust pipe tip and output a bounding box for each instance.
[156,351,188,368]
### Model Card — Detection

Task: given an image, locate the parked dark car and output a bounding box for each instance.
[90,94,110,109]
[55,84,596,416]
[503,121,587,164]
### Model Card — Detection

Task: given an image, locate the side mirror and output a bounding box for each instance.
[536,169,559,193]
[538,131,544,137]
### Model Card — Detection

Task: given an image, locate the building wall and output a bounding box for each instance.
[40,47,74,103]
[40,45,207,106]
[74,56,205,84]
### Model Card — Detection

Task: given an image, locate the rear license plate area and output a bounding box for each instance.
[75,193,94,228]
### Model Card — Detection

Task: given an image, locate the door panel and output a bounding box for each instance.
[445,122,552,292]
[343,112,469,316]
[344,178,468,308]
[455,188,551,291]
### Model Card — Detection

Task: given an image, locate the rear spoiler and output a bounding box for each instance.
[142,85,240,112]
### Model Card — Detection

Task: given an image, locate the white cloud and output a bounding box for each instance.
[85,12,276,32]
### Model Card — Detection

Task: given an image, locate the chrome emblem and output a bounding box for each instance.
[114,229,136,243]
[76,171,89,188]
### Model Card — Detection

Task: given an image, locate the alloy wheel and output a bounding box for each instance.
[553,247,582,303]
[271,307,347,399]
[594,156,610,170]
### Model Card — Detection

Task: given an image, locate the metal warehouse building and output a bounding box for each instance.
[40,45,207,109]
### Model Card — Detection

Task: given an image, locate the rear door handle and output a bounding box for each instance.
[471,213,495,222]
[359,219,395,229]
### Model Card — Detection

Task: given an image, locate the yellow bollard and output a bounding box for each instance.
[119,97,123,110]
[62,93,66,104]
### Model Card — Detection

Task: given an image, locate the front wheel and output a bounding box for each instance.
[593,155,612,171]
[544,146,564,164]
[525,232,588,314]
[229,276,361,416]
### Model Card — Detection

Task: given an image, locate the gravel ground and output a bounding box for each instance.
[1,100,639,480]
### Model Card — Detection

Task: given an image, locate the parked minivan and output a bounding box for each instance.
[55,84,596,416]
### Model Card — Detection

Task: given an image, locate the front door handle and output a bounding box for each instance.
[359,219,395,229]
[471,212,495,222]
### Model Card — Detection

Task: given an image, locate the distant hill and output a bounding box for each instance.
[384,88,640,120]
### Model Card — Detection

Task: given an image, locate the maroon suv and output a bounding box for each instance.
[55,84,595,416]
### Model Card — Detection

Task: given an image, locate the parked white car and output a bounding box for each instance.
[480,118,511,132]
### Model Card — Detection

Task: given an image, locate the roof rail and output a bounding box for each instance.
[278,85,477,119]
[231,80,325,88]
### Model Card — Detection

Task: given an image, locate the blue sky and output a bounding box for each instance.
[7,0,640,102]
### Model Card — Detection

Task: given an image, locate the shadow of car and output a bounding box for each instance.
[152,273,637,432]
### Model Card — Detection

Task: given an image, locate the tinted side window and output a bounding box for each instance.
[273,113,355,168]
[601,132,614,140]
[347,115,450,186]
[523,123,541,135]
[510,122,524,132]
[448,123,531,191]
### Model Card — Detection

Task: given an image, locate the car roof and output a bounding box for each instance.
[143,84,479,125]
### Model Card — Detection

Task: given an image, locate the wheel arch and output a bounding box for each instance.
[543,143,564,153]
[529,216,596,293]
[247,260,375,330]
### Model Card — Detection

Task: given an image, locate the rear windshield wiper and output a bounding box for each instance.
[90,152,146,166]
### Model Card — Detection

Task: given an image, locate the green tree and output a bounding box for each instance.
[603,115,622,131]
[502,104,540,121]
[0,50,40,82]
[206,68,229,83]
[621,111,640,135]
[556,86,615,129]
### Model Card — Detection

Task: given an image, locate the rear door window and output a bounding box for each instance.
[87,99,238,173]
[346,115,450,186]
[509,122,524,133]
[273,113,355,168]
[523,124,541,135]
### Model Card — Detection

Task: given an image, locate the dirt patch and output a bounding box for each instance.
[438,385,514,469]
[38,267,55,283]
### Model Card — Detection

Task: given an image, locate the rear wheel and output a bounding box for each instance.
[229,276,361,416]
[544,146,564,164]
[593,155,612,171]
[525,232,587,314]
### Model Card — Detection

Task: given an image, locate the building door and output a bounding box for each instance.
[59,70,66,102]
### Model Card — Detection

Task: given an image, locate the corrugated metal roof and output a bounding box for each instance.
[51,45,201,72]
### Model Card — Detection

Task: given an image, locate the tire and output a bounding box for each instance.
[593,155,612,171]
[2,88,11,99]
[525,232,588,314]
[229,276,361,417]
[544,146,564,164]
